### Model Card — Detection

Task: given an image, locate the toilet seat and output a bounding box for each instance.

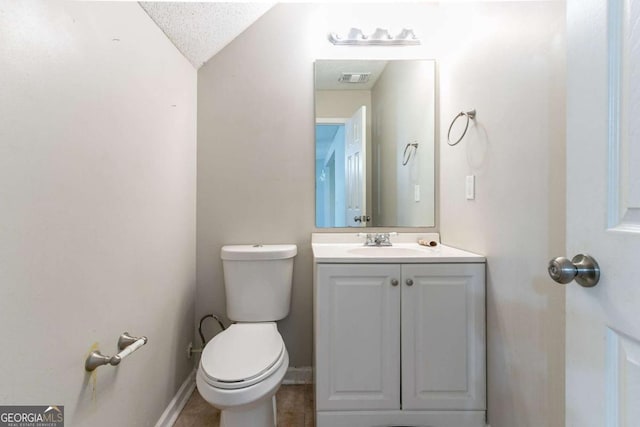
[200,323,285,390]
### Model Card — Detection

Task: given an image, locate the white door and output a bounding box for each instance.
[345,106,367,227]
[565,0,640,425]
[315,264,400,411]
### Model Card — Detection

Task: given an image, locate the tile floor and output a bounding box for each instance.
[173,384,315,427]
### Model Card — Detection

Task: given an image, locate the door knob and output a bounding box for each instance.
[406,278,414,286]
[391,279,399,287]
[548,254,600,287]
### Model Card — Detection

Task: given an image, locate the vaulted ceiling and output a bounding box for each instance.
[139,2,274,69]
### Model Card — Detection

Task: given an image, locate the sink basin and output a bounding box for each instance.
[347,247,431,257]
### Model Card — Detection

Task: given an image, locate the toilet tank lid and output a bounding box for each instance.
[221,244,297,261]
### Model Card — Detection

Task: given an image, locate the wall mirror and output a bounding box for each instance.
[314,59,436,228]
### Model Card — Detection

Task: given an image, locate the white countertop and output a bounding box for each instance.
[311,233,485,264]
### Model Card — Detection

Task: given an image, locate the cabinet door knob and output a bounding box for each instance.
[391,279,399,287]
[406,278,414,286]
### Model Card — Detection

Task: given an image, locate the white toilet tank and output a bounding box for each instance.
[221,244,297,322]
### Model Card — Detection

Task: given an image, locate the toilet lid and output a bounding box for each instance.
[200,323,284,388]
[221,244,297,261]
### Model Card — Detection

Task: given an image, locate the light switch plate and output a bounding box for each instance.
[466,175,475,200]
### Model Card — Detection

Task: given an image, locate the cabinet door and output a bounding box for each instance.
[315,264,401,411]
[401,263,486,410]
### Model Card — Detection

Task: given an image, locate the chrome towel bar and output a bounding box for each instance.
[85,332,148,371]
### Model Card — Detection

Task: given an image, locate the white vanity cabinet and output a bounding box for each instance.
[314,261,486,427]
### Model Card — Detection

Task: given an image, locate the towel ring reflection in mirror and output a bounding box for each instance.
[447,109,476,146]
[402,142,419,166]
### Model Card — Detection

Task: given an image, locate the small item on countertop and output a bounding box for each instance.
[418,239,438,247]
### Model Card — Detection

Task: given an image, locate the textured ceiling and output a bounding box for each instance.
[139,2,274,69]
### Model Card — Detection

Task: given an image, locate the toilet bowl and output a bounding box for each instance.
[195,244,297,427]
[196,323,288,427]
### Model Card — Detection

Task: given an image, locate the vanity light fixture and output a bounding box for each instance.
[328,27,420,46]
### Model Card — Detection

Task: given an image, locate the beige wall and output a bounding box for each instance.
[372,61,436,227]
[315,90,372,120]
[197,5,315,368]
[0,2,196,426]
[438,3,566,427]
[197,3,565,427]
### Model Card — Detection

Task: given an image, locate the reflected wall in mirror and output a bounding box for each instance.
[315,59,436,228]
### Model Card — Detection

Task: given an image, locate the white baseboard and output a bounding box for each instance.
[154,369,196,427]
[283,366,313,385]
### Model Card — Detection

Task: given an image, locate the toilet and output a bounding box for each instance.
[196,244,297,427]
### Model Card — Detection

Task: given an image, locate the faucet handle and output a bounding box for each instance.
[375,233,392,246]
[357,233,376,246]
[365,233,376,246]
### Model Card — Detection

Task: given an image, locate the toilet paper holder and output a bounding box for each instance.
[85,332,148,371]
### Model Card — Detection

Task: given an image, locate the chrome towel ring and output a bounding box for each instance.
[447,109,476,146]
[402,142,418,166]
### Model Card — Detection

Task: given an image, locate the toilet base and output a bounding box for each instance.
[220,395,277,427]
[196,336,289,427]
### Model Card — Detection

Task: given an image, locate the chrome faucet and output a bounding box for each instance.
[361,233,394,246]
